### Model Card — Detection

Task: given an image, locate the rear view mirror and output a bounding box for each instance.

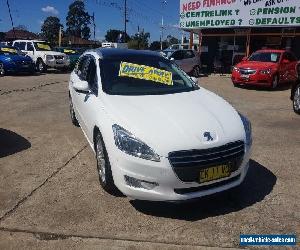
[170,57,175,61]
[73,80,90,93]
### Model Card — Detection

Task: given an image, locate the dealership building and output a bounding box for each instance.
[180,0,300,72]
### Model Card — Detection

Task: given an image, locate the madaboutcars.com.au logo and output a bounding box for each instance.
[240,235,297,246]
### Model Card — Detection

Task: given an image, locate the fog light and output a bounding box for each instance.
[124,175,158,190]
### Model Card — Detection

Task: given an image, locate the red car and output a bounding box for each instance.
[232,49,298,89]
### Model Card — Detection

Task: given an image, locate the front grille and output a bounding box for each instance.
[54,55,64,60]
[239,68,256,75]
[168,141,245,183]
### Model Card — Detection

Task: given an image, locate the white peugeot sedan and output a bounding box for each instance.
[69,49,252,201]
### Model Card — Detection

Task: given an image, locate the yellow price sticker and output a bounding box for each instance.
[119,62,173,86]
[64,49,76,54]
[37,43,51,50]
[1,48,17,53]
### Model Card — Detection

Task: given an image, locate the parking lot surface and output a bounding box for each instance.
[0,73,299,249]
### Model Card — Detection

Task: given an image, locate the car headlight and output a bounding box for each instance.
[239,113,252,147]
[260,68,272,75]
[46,55,54,61]
[233,66,239,72]
[112,124,160,162]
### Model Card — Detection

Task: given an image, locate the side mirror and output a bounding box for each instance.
[282,59,289,64]
[242,56,247,61]
[73,80,90,93]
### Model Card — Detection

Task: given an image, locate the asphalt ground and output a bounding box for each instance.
[0,72,299,249]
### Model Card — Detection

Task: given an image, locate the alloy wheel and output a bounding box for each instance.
[293,86,300,113]
[96,139,107,184]
[272,75,279,89]
[0,63,4,76]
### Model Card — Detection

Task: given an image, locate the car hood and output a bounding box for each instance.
[102,88,245,157]
[40,51,66,56]
[236,61,277,70]
[2,54,32,62]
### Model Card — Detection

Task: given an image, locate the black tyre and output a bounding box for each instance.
[95,133,118,194]
[0,62,5,76]
[271,74,279,89]
[192,65,201,77]
[36,59,46,73]
[69,96,79,127]
[293,84,300,114]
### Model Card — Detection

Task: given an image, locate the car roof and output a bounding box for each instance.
[89,48,162,59]
[14,40,46,43]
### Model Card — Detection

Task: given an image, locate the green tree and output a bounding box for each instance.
[66,0,91,39]
[41,16,63,46]
[149,41,168,51]
[128,31,150,50]
[105,29,130,43]
[166,35,179,46]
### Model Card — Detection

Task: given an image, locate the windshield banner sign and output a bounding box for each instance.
[119,62,173,86]
[180,0,300,29]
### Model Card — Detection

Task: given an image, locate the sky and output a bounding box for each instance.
[0,0,184,42]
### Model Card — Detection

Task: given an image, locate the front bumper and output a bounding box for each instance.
[232,71,273,86]
[110,145,251,201]
[5,63,35,73]
[45,59,70,69]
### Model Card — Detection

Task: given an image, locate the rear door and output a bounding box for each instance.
[279,53,290,83]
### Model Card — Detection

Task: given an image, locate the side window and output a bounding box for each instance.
[172,51,184,60]
[14,42,20,49]
[27,42,34,51]
[86,57,98,94]
[76,56,89,80]
[286,52,297,62]
[16,42,26,50]
[184,50,195,59]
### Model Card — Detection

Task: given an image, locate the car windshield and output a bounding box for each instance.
[0,47,18,55]
[34,42,52,51]
[100,55,199,95]
[248,52,281,63]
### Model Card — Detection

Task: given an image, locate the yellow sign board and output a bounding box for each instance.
[119,62,173,86]
[1,48,17,53]
[64,49,76,54]
[36,43,51,50]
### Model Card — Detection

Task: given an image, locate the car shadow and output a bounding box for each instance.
[0,129,31,158]
[236,83,291,92]
[130,160,276,221]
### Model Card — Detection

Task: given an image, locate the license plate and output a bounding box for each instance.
[199,164,231,183]
[241,74,249,80]
[56,60,64,64]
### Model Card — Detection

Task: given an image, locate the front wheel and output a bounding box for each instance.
[293,84,300,114]
[192,65,201,77]
[0,62,5,76]
[95,133,118,194]
[69,97,79,127]
[36,59,46,73]
[271,74,279,89]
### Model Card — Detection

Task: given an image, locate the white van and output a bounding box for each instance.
[12,40,70,72]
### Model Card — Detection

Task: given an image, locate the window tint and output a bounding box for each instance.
[86,57,98,94]
[184,50,195,59]
[27,42,34,51]
[76,56,90,81]
[14,42,26,50]
[172,50,184,60]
